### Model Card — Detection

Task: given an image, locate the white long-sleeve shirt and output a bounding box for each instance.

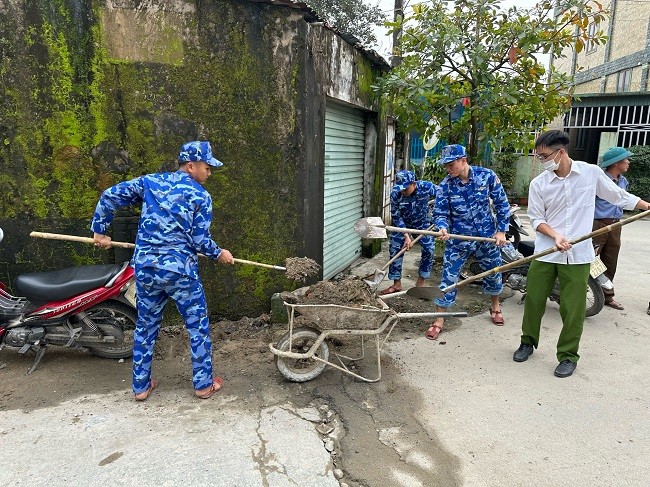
[527,160,640,264]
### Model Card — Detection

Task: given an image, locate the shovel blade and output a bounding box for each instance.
[354,217,387,239]
[363,268,387,289]
[405,286,441,299]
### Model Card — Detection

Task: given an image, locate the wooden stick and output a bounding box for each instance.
[442,208,650,293]
[381,223,437,271]
[29,231,287,271]
[383,225,496,243]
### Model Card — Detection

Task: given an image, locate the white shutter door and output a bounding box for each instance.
[323,103,365,279]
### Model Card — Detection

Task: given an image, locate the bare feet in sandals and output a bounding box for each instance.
[426,319,443,340]
[195,377,224,399]
[135,379,158,401]
[379,285,401,295]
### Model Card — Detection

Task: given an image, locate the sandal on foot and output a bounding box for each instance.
[135,379,158,402]
[195,377,224,399]
[379,285,401,296]
[490,309,505,326]
[426,323,443,340]
[604,300,624,310]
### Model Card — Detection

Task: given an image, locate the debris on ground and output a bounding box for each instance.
[284,257,321,282]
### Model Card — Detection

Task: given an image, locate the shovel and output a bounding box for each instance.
[441,208,650,294]
[363,223,437,290]
[29,231,320,281]
[354,217,496,243]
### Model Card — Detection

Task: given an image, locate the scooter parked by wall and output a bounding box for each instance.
[0,228,137,373]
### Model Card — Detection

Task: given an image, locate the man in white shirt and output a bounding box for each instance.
[512,130,650,378]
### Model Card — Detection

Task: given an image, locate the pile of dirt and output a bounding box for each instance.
[294,276,377,307]
[285,257,321,282]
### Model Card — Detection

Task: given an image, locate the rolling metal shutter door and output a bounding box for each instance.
[323,103,365,279]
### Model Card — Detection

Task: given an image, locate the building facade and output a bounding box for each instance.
[552,0,650,161]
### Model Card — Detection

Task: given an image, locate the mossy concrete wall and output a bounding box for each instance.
[0,0,387,317]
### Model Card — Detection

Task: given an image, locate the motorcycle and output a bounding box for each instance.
[0,228,137,373]
[505,204,529,248]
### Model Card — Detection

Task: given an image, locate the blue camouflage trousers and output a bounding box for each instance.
[434,240,503,308]
[387,232,434,280]
[133,266,213,394]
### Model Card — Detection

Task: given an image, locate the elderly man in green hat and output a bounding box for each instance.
[592,147,634,310]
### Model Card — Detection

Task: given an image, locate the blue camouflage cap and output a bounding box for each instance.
[394,170,416,192]
[439,144,467,164]
[178,141,223,168]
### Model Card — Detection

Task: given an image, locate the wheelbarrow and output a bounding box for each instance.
[269,296,466,383]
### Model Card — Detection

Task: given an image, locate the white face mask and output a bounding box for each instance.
[542,158,560,172]
[542,151,561,172]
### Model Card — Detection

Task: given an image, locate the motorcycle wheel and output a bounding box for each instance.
[551,276,605,317]
[275,327,329,382]
[585,276,605,317]
[85,301,137,359]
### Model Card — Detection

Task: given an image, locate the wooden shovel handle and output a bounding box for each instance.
[380,223,437,271]
[442,208,650,293]
[384,225,496,243]
[30,232,136,249]
[29,231,287,271]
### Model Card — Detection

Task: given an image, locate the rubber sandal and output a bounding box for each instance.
[135,378,158,402]
[490,309,505,326]
[426,323,443,340]
[379,285,401,296]
[604,300,624,310]
[195,377,224,399]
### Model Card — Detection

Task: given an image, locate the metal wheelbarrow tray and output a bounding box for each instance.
[269,297,466,383]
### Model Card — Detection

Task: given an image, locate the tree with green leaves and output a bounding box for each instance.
[375,0,608,164]
[306,0,386,46]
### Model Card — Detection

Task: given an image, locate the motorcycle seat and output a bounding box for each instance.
[14,264,123,303]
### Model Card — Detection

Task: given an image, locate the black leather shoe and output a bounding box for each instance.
[554,359,577,378]
[513,343,534,362]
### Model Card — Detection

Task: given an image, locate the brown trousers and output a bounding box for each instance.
[592,219,622,299]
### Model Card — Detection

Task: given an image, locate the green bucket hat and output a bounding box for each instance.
[600,147,633,169]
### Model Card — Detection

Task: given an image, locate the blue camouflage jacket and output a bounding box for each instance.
[390,180,437,229]
[434,166,509,239]
[90,170,223,279]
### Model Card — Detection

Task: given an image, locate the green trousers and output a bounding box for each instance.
[521,260,590,363]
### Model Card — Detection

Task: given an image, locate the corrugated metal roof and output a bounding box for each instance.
[248,0,391,70]
[573,93,650,107]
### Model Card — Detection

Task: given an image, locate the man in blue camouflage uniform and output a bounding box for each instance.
[91,141,235,401]
[379,170,438,295]
[427,144,509,340]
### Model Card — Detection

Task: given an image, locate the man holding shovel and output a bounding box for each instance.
[379,170,438,295]
[513,130,650,378]
[428,144,510,340]
[91,140,235,400]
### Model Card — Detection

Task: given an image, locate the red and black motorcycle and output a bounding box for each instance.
[0,228,137,373]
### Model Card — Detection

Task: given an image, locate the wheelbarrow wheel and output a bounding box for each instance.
[275,327,329,382]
